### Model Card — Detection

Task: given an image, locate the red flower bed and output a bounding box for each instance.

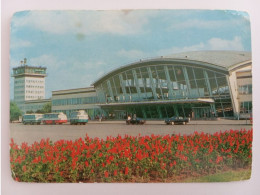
[10,129,252,182]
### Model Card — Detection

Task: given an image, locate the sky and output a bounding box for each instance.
[9,10,251,99]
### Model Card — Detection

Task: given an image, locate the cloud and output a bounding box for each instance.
[10,38,33,49]
[170,19,222,30]
[45,58,108,91]
[117,49,147,60]
[97,71,105,77]
[27,55,100,97]
[117,36,244,62]
[169,18,248,31]
[156,36,244,56]
[12,10,156,35]
[12,11,76,34]
[29,55,65,70]
[157,43,206,56]
[207,36,244,50]
[224,10,250,21]
[10,58,24,69]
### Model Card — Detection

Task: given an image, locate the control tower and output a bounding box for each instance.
[12,58,47,109]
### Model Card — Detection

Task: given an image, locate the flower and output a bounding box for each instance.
[216,156,223,164]
[104,171,109,178]
[125,167,129,175]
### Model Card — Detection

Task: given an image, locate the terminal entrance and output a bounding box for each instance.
[192,107,214,119]
[103,104,194,119]
[100,101,218,120]
[114,110,127,119]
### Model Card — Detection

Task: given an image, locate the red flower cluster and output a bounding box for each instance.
[10,129,252,182]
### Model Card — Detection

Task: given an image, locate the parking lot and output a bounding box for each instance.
[10,119,252,145]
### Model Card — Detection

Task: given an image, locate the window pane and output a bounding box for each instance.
[194,68,208,96]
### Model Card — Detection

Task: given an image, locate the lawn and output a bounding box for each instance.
[183,168,251,182]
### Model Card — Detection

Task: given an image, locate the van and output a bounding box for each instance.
[22,114,43,125]
[70,110,89,125]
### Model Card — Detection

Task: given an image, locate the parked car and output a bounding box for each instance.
[165,116,189,125]
[70,110,89,125]
[126,117,146,125]
[22,114,43,125]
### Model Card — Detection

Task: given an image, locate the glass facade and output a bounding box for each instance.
[95,64,232,119]
[238,84,252,95]
[52,96,98,106]
[13,66,47,75]
[51,95,102,120]
[240,101,252,114]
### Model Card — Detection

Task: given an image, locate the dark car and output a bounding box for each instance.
[126,117,146,125]
[165,116,189,125]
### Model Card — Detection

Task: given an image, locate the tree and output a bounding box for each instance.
[10,101,22,122]
[35,109,43,113]
[41,102,52,113]
[35,102,52,114]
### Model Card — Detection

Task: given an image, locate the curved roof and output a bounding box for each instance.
[92,50,251,86]
[164,50,251,69]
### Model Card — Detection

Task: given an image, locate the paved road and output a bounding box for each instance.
[10,119,252,145]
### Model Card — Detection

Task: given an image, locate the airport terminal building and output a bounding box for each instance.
[50,51,252,120]
[14,51,252,120]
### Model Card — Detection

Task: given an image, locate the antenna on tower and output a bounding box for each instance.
[24,58,27,65]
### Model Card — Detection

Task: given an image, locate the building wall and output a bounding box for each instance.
[227,70,240,116]
[51,88,102,119]
[24,77,45,101]
[14,77,25,105]
[236,67,252,117]
[24,99,51,113]
[14,76,46,113]
[227,65,252,118]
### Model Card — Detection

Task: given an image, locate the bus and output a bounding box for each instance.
[22,114,43,125]
[70,110,89,125]
[42,112,68,125]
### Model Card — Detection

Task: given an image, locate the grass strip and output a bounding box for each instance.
[182,168,251,182]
